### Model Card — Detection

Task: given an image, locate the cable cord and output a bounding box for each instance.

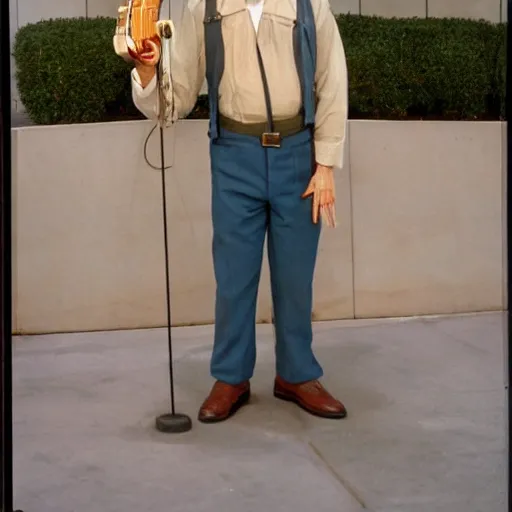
[143,122,173,171]
[144,28,175,173]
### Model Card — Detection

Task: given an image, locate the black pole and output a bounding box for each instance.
[159,124,176,417]
[152,28,192,434]
[507,2,511,510]
[0,1,17,512]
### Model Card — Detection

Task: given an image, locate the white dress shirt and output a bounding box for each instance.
[246,0,264,32]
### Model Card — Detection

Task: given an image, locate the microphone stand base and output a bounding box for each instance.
[155,413,192,433]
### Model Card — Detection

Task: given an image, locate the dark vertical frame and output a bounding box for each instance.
[0,0,15,511]
[508,1,512,510]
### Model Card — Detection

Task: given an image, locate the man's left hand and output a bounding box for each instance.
[301,164,337,228]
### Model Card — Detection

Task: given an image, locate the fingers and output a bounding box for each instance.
[320,206,329,226]
[318,190,336,227]
[145,40,160,55]
[302,171,337,226]
[312,189,320,224]
[137,40,160,66]
[320,204,336,228]
[326,204,337,227]
[301,178,315,199]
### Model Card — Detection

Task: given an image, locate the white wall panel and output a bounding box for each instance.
[86,0,119,17]
[428,0,501,23]
[329,0,360,15]
[350,120,503,318]
[361,0,426,18]
[17,0,86,26]
[9,0,18,40]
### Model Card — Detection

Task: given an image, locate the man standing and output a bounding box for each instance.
[130,0,348,423]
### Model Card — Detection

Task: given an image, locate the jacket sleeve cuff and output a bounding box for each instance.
[131,68,158,99]
[314,139,345,169]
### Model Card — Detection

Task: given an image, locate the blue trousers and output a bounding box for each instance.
[209,126,323,385]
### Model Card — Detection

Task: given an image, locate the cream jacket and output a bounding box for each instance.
[131,0,348,168]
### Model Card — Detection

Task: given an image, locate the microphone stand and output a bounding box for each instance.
[153,20,192,434]
[114,9,192,434]
[0,2,22,512]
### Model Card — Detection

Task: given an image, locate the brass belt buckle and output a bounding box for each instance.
[261,132,281,148]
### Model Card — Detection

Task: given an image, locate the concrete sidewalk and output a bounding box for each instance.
[13,312,507,512]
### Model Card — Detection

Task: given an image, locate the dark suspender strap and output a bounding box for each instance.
[255,44,274,134]
[255,43,281,147]
[204,0,224,139]
[294,0,316,128]
[204,0,221,26]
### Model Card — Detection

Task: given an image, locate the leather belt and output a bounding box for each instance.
[219,114,305,147]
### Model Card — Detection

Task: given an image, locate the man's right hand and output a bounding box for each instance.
[134,40,161,88]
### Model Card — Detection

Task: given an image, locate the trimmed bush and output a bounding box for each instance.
[494,22,507,119]
[13,17,140,124]
[13,14,507,124]
[338,15,505,120]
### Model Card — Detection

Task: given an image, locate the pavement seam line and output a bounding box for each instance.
[307,439,368,509]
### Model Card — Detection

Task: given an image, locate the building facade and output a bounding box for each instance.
[8,0,507,112]
[9,0,507,31]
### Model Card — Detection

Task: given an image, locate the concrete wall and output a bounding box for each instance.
[8,0,508,25]
[11,119,506,334]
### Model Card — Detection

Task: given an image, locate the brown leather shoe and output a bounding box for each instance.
[273,376,347,419]
[198,380,251,423]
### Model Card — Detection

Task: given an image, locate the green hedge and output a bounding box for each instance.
[338,15,506,120]
[13,18,137,124]
[13,14,507,125]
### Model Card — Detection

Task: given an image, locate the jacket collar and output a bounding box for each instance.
[217,0,296,21]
